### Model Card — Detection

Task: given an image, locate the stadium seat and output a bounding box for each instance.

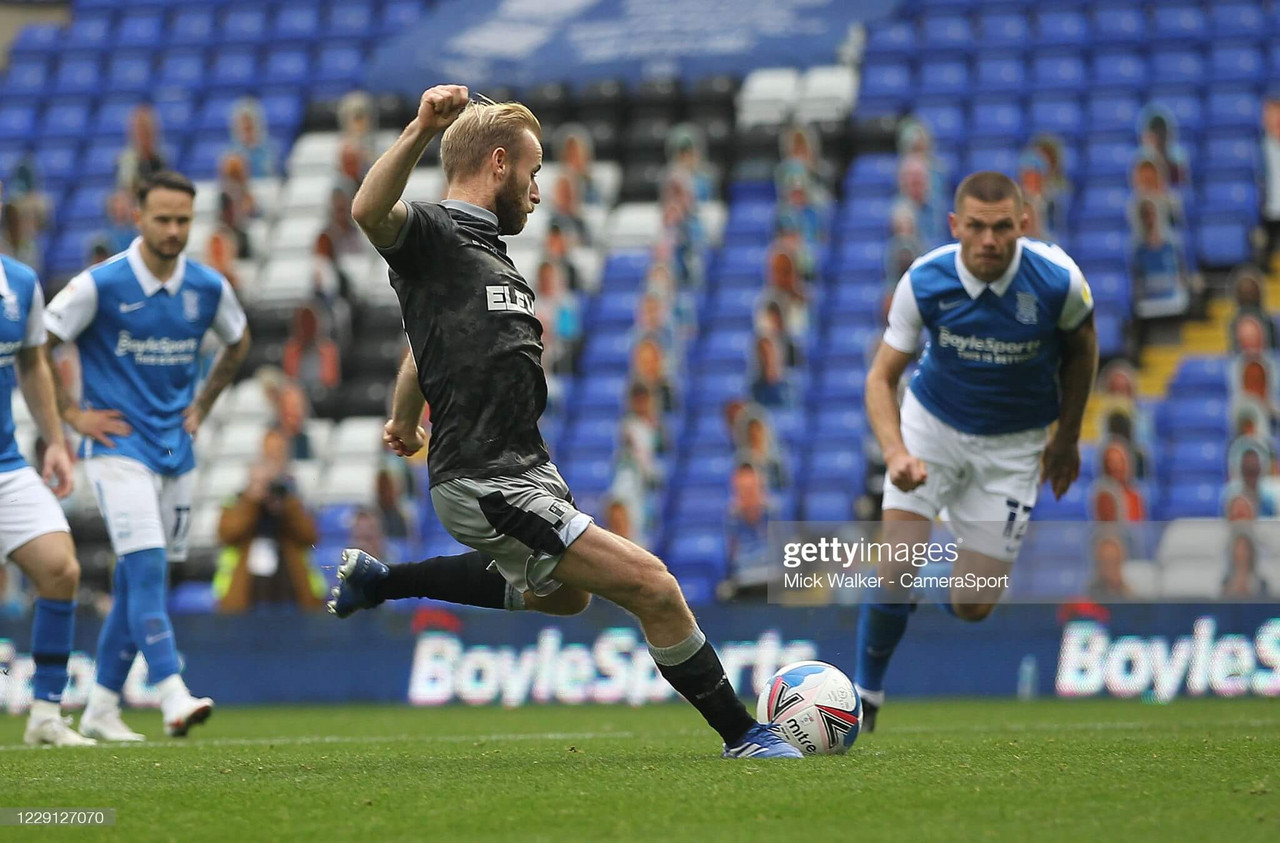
[34,141,82,190]
[158,49,207,91]
[4,56,50,98]
[8,23,62,60]
[64,13,113,50]
[107,52,152,95]
[1210,2,1268,40]
[381,0,428,35]
[1196,216,1252,267]
[1207,88,1260,129]
[1028,95,1083,138]
[263,46,312,87]
[1092,5,1146,46]
[209,48,259,92]
[1148,90,1204,138]
[1158,483,1220,520]
[1152,4,1208,44]
[1157,398,1228,440]
[1203,134,1258,179]
[1090,52,1147,92]
[976,12,1030,47]
[861,20,916,63]
[327,3,376,39]
[273,3,322,42]
[738,67,800,126]
[217,419,270,460]
[803,489,852,522]
[1035,10,1088,47]
[1032,53,1086,92]
[170,8,217,48]
[919,60,969,97]
[913,102,966,144]
[920,16,972,52]
[964,144,1018,177]
[1163,442,1226,483]
[802,446,864,486]
[858,63,912,109]
[39,100,92,142]
[974,57,1026,94]
[1210,44,1264,84]
[53,53,102,97]
[222,7,270,45]
[116,11,166,49]
[1200,180,1257,215]
[968,99,1023,140]
[1150,48,1206,86]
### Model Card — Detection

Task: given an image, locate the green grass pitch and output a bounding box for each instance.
[3,698,1278,841]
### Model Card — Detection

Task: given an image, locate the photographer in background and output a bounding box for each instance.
[214,431,324,612]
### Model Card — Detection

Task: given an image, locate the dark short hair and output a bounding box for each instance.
[137,170,196,206]
[953,171,1022,213]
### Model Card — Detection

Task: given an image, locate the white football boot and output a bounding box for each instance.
[162,694,214,738]
[26,703,98,747]
[79,707,146,742]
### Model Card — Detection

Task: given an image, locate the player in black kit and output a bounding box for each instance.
[330,84,800,758]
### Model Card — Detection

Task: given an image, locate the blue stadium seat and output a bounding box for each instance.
[0,143,27,181]
[835,239,883,276]
[1159,483,1220,520]
[1030,481,1086,520]
[53,54,102,96]
[222,7,270,45]
[600,249,649,286]
[170,8,217,47]
[1035,10,1088,47]
[558,417,617,457]
[81,139,121,182]
[1094,311,1124,358]
[92,96,139,137]
[803,489,853,522]
[862,21,917,62]
[274,3,322,42]
[1207,88,1259,129]
[699,327,752,368]
[115,11,165,49]
[327,3,376,39]
[1200,180,1257,214]
[813,367,866,404]
[263,46,312,87]
[1032,52,1086,92]
[1079,185,1128,217]
[976,12,1030,47]
[964,144,1018,176]
[858,63,912,106]
[0,104,38,141]
[8,23,63,60]
[209,47,258,91]
[1088,271,1129,310]
[382,0,428,35]
[722,201,777,244]
[1028,95,1083,138]
[197,94,241,134]
[183,137,225,180]
[1087,93,1140,134]
[716,244,768,281]
[919,59,969,97]
[1091,52,1147,92]
[802,446,864,486]
[39,100,93,141]
[920,15,972,52]
[1172,356,1229,393]
[812,406,868,440]
[1150,48,1207,87]
[668,532,726,569]
[63,185,112,224]
[968,99,1023,140]
[1083,140,1133,179]
[1210,44,1264,84]
[107,52,152,95]
[1211,2,1268,40]
[974,57,1026,94]
[914,101,966,144]
[728,180,776,203]
[847,154,897,189]
[47,227,96,279]
[681,410,732,451]
[1152,4,1208,44]
[681,452,734,485]
[1164,441,1226,482]
[1092,5,1146,46]
[64,13,113,50]
[1202,134,1257,179]
[153,95,196,136]
[580,331,631,373]
[316,504,358,540]
[819,325,876,364]
[1157,397,1228,440]
[1196,216,1252,267]
[1148,90,1203,137]
[315,42,364,84]
[34,141,82,190]
[689,371,747,408]
[4,57,50,98]
[158,49,207,91]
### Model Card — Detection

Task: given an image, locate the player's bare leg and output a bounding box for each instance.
[550,524,800,757]
[9,532,97,747]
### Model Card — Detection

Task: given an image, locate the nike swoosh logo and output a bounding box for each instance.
[119,301,146,313]
[144,631,172,646]
[938,299,966,311]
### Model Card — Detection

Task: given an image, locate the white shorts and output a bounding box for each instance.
[882,390,1046,563]
[0,466,71,561]
[83,456,195,561]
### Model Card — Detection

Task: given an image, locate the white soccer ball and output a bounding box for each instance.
[756,660,862,755]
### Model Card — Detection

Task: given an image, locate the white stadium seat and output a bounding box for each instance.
[217,419,269,460]
[250,177,284,221]
[313,458,378,505]
[281,173,335,214]
[189,502,223,551]
[795,64,857,123]
[200,461,251,506]
[737,67,800,127]
[291,459,324,494]
[255,259,313,306]
[305,419,335,453]
[229,378,275,421]
[592,161,623,207]
[605,203,662,249]
[271,213,325,257]
[330,416,386,459]
[1124,560,1161,599]
[404,167,445,203]
[192,180,219,220]
[700,200,727,248]
[288,132,341,177]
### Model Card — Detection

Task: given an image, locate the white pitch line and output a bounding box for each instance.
[0,730,642,752]
[3,717,1277,752]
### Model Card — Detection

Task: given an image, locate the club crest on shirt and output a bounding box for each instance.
[182,289,200,322]
[1015,291,1038,325]
[2,293,19,322]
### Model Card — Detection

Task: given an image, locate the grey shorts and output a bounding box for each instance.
[430,462,594,597]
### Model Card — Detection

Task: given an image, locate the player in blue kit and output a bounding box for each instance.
[0,240,96,746]
[856,172,1099,731]
[43,172,251,740]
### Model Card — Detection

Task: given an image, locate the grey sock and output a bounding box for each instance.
[647,626,707,666]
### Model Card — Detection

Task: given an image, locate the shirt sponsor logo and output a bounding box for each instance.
[937,326,1042,364]
[0,338,21,367]
[113,331,200,366]
[486,285,535,317]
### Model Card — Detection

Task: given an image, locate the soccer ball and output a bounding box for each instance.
[757,661,862,755]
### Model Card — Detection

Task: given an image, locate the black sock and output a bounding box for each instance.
[376,551,511,609]
[652,634,756,745]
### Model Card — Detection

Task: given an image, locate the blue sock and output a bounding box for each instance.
[95,561,137,693]
[855,597,912,694]
[915,562,958,618]
[31,598,75,704]
[120,548,181,684]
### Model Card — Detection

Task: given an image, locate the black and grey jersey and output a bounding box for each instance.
[378,200,550,487]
